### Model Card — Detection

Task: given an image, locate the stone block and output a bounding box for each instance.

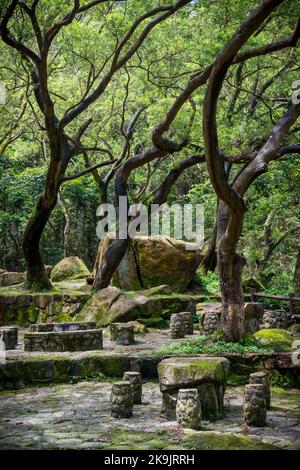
[0,326,18,350]
[244,384,266,427]
[110,323,134,345]
[123,371,142,404]
[24,329,103,352]
[249,371,271,409]
[110,381,133,418]
[170,313,185,339]
[176,388,201,430]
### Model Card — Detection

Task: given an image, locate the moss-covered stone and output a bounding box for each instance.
[94,235,201,292]
[158,356,229,420]
[79,287,198,327]
[288,324,300,335]
[1,290,88,326]
[51,257,90,282]
[158,357,230,392]
[101,429,278,450]
[0,353,133,390]
[185,431,278,450]
[254,328,293,351]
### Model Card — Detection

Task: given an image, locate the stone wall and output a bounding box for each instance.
[0,292,90,326]
[262,310,295,330]
[24,329,103,352]
[198,303,294,335]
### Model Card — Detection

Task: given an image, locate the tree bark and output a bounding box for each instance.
[22,193,57,291]
[218,249,246,342]
[93,238,129,290]
[294,245,300,296]
[199,228,217,275]
[23,138,71,291]
[58,191,71,258]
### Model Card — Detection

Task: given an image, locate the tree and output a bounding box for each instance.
[203,0,300,341]
[0,0,191,290]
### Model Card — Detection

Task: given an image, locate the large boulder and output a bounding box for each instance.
[51,256,90,282]
[93,235,201,292]
[254,328,293,351]
[158,356,230,421]
[78,286,197,327]
[0,271,26,287]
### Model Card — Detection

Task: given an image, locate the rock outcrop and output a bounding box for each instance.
[93,235,201,292]
[0,271,26,287]
[78,285,197,327]
[254,328,293,351]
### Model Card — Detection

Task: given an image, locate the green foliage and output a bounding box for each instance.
[0,0,299,297]
[153,333,274,357]
[194,272,220,294]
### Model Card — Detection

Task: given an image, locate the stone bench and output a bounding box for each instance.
[158,356,230,421]
[0,326,18,350]
[24,329,103,352]
[29,321,97,333]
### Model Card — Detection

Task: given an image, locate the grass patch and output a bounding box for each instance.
[152,333,274,356]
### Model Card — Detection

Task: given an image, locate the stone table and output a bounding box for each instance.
[158,356,230,421]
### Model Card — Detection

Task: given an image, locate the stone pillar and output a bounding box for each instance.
[170,314,185,339]
[0,326,18,350]
[113,324,134,345]
[110,381,133,418]
[109,323,121,341]
[123,371,142,404]
[181,312,194,335]
[244,384,267,427]
[176,389,201,430]
[249,371,271,409]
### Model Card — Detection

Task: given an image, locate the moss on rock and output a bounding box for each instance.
[158,356,230,392]
[51,257,90,282]
[254,328,293,351]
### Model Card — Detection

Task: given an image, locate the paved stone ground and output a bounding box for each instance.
[0,382,299,450]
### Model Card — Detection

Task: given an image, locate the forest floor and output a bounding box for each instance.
[0,381,300,450]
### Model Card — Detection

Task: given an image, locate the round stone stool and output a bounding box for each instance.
[244,384,266,427]
[170,314,185,339]
[176,388,201,430]
[180,312,194,335]
[249,371,271,409]
[110,381,133,418]
[112,324,134,345]
[123,371,142,404]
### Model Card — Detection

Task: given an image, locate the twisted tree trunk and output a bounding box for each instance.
[23,193,57,291]
[23,137,72,291]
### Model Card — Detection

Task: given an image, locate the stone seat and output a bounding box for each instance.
[0,326,18,350]
[24,329,103,352]
[158,356,230,421]
[29,321,96,333]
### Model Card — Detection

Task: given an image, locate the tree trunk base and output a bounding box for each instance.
[218,251,246,342]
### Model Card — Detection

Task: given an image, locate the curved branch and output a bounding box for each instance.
[203,0,284,220]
